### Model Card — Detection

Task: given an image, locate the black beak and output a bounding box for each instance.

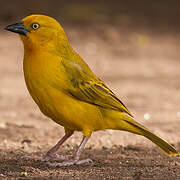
[4,22,29,36]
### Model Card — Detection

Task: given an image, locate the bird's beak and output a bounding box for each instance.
[4,22,29,36]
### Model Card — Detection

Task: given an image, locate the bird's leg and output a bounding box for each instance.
[74,136,89,160]
[25,132,73,162]
[48,136,93,167]
[43,132,73,161]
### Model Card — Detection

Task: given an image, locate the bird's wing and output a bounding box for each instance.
[61,57,133,117]
[69,79,133,117]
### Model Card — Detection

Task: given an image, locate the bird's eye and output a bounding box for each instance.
[32,23,40,30]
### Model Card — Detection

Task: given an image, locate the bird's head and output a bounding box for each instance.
[5,14,68,51]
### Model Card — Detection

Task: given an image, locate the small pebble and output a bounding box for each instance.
[144,113,151,120]
[20,172,28,177]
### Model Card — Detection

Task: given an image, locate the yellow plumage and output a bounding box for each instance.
[5,14,179,165]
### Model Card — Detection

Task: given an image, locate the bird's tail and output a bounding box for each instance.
[115,114,179,156]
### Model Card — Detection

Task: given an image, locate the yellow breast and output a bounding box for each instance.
[23,50,104,136]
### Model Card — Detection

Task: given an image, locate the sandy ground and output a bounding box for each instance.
[0,24,180,179]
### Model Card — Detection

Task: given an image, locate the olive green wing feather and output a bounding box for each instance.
[61,55,133,117]
[70,79,133,116]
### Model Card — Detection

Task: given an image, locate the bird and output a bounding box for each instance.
[5,14,179,166]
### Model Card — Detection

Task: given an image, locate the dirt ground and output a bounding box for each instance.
[0,24,180,179]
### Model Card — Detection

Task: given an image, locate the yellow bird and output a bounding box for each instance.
[5,14,179,166]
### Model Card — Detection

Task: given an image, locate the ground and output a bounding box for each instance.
[0,24,180,179]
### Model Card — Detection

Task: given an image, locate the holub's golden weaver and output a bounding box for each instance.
[5,15,179,166]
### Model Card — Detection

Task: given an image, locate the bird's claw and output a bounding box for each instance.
[43,153,66,162]
[24,153,66,162]
[47,158,93,167]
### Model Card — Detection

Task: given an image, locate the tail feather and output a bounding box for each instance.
[118,116,180,156]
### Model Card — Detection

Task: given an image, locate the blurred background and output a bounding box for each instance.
[1,0,180,31]
[0,0,180,159]
[1,0,180,30]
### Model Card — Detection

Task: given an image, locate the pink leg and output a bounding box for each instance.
[47,136,93,167]
[25,132,73,162]
[43,133,73,161]
[74,136,90,161]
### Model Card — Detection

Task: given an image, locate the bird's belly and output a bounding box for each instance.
[26,80,104,134]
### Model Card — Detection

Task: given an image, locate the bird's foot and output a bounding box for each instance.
[43,153,66,161]
[47,158,93,167]
[25,153,66,162]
